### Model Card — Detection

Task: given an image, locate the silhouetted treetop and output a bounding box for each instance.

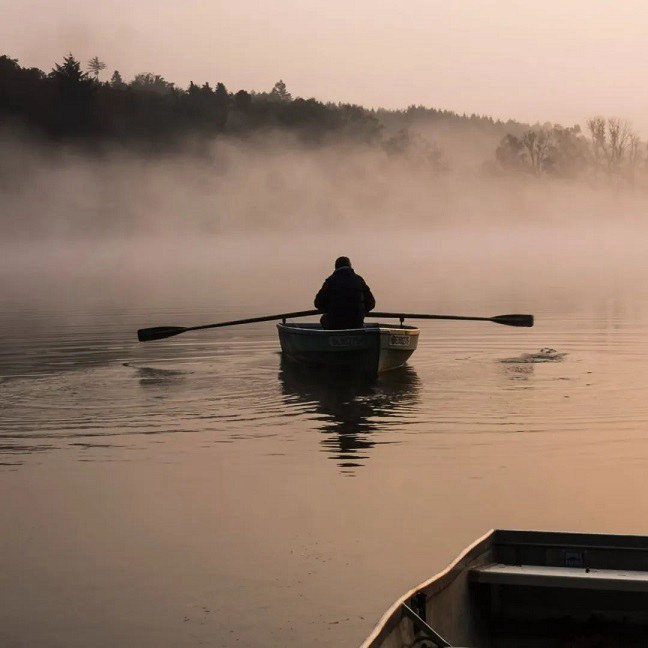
[110,70,126,89]
[50,53,92,86]
[0,53,556,158]
[130,72,175,95]
[87,56,106,80]
[271,79,291,101]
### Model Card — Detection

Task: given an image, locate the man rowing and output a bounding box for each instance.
[314,256,376,330]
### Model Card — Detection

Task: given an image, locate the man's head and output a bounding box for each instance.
[335,256,351,270]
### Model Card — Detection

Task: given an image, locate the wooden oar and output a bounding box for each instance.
[137,310,533,342]
[137,310,320,342]
[367,312,534,327]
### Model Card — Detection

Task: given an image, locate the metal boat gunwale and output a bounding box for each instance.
[277,322,420,332]
[360,529,494,648]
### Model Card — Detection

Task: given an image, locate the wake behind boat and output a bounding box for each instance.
[277,322,419,374]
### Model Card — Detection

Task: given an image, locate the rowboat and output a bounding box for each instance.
[276,322,420,375]
[362,528,648,647]
[137,312,531,376]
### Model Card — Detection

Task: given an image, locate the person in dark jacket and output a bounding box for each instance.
[314,256,376,329]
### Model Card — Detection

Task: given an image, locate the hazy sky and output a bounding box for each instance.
[3,0,648,133]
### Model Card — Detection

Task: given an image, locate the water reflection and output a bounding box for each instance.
[279,359,420,473]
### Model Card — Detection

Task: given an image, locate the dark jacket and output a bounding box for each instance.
[314,266,376,329]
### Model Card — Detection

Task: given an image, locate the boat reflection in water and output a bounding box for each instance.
[279,359,420,473]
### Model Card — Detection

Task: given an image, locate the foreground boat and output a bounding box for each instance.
[362,529,648,647]
[277,322,419,374]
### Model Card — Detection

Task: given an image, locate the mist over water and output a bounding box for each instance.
[4,132,648,318]
[4,134,648,646]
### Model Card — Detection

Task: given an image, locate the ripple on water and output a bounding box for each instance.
[5,313,648,471]
[0,343,288,460]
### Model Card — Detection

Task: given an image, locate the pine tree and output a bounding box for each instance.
[50,53,91,85]
[271,79,291,101]
[110,70,126,89]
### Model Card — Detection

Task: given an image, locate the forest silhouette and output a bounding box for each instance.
[1,52,645,183]
[0,53,520,149]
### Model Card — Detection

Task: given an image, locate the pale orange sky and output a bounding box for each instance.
[3,0,648,133]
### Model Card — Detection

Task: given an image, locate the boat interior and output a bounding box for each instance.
[469,533,648,647]
[370,530,648,648]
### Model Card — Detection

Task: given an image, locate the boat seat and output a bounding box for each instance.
[470,563,648,592]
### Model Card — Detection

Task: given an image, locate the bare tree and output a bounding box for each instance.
[626,133,642,185]
[87,56,106,80]
[607,117,632,171]
[586,116,606,175]
[521,129,552,175]
[586,116,636,179]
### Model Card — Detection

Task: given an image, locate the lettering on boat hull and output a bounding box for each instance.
[389,335,411,348]
[329,336,366,348]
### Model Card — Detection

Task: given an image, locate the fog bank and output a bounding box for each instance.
[3,133,648,323]
[3,133,648,240]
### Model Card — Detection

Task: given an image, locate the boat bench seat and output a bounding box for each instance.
[470,563,648,592]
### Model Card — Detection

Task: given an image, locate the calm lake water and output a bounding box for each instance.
[3,230,648,647]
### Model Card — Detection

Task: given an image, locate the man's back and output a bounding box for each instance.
[314,261,375,330]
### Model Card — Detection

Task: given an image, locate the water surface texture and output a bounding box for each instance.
[3,231,648,647]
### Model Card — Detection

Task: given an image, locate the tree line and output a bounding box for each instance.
[494,118,646,184]
[0,53,524,152]
[1,52,645,184]
[0,53,383,146]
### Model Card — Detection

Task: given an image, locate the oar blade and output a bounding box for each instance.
[491,314,534,328]
[137,326,188,342]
